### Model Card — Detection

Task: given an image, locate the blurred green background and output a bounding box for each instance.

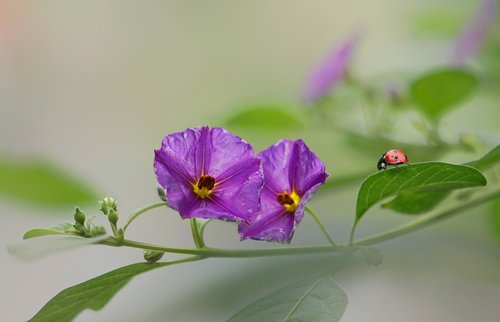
[1,1,499,321]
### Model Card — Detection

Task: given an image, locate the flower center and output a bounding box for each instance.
[277,191,300,213]
[193,175,216,199]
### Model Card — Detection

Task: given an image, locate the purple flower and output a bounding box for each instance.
[302,34,358,104]
[154,126,263,222]
[452,0,497,64]
[238,139,328,243]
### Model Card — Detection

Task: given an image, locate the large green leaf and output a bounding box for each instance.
[7,235,108,260]
[0,157,98,207]
[29,258,199,322]
[410,68,478,119]
[226,275,348,322]
[382,190,451,215]
[356,162,486,220]
[225,104,303,131]
[382,146,500,215]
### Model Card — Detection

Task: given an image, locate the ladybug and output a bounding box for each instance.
[377,149,409,170]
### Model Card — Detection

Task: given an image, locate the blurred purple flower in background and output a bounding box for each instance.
[302,33,358,104]
[239,139,328,243]
[154,126,263,222]
[452,0,497,64]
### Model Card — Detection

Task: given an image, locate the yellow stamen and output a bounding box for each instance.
[193,175,215,199]
[277,191,300,213]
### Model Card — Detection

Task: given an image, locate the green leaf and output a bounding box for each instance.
[7,235,108,260]
[28,261,176,322]
[382,190,451,215]
[410,68,478,119]
[411,10,466,37]
[465,145,500,171]
[356,162,487,220]
[225,104,303,131]
[0,157,98,208]
[382,146,500,215]
[345,131,448,161]
[23,228,69,239]
[226,275,348,322]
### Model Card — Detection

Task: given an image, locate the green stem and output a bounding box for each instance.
[348,219,359,246]
[190,218,206,248]
[99,188,500,259]
[123,202,167,232]
[352,188,500,246]
[100,238,345,258]
[305,207,338,248]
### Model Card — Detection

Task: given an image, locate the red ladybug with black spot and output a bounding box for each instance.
[377,149,409,170]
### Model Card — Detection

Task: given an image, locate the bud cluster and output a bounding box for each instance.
[73,207,106,237]
[99,196,119,227]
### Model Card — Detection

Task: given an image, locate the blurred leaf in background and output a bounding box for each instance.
[410,68,478,120]
[0,156,98,208]
[411,9,467,37]
[7,235,108,260]
[225,103,304,132]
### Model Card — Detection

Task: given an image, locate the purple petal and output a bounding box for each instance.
[154,149,197,212]
[260,139,328,195]
[452,0,497,64]
[213,157,264,222]
[302,34,358,103]
[182,197,243,221]
[257,140,294,194]
[289,139,329,195]
[205,127,255,177]
[240,139,328,243]
[156,127,205,181]
[238,188,295,243]
[294,181,325,225]
[154,126,263,222]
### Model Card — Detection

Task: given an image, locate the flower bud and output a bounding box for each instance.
[74,208,86,226]
[157,187,167,202]
[115,228,124,242]
[108,209,119,226]
[90,225,106,237]
[144,250,164,263]
[99,196,118,216]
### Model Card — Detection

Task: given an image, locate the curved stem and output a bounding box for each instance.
[305,207,338,248]
[352,188,500,246]
[99,188,500,259]
[190,218,206,248]
[123,202,167,232]
[348,219,359,246]
[100,238,345,257]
